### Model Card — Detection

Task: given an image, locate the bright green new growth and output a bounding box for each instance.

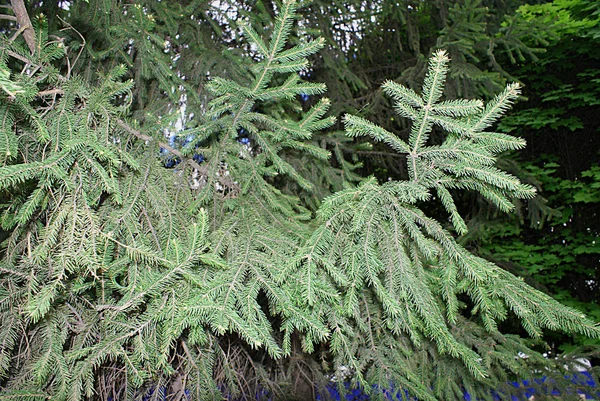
[291,49,600,399]
[345,50,534,235]
[0,2,598,401]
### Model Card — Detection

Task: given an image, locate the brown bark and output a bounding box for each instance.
[10,0,36,54]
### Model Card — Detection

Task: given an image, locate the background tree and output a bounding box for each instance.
[463,0,600,355]
[0,0,598,400]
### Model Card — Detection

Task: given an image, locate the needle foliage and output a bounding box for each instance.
[0,1,598,400]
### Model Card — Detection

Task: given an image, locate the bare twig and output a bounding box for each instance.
[9,24,29,45]
[38,88,64,97]
[35,91,204,172]
[0,14,17,21]
[356,150,405,158]
[5,49,32,65]
[36,86,207,175]
[58,16,86,77]
[9,0,36,54]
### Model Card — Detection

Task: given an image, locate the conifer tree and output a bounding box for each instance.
[0,1,598,401]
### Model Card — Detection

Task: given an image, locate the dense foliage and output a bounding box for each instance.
[0,0,598,400]
[465,0,600,352]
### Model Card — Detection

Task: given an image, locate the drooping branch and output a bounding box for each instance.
[9,0,35,54]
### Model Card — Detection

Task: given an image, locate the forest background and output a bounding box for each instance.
[0,0,599,400]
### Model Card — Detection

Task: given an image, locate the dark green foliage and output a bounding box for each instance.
[465,0,600,353]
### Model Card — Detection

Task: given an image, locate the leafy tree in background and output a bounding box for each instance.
[464,0,600,353]
[0,1,598,401]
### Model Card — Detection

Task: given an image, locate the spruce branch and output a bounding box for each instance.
[279,49,600,395]
[344,49,534,233]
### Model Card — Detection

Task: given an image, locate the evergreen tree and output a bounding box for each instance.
[0,1,598,400]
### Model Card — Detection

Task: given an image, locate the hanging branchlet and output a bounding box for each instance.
[285,49,600,399]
